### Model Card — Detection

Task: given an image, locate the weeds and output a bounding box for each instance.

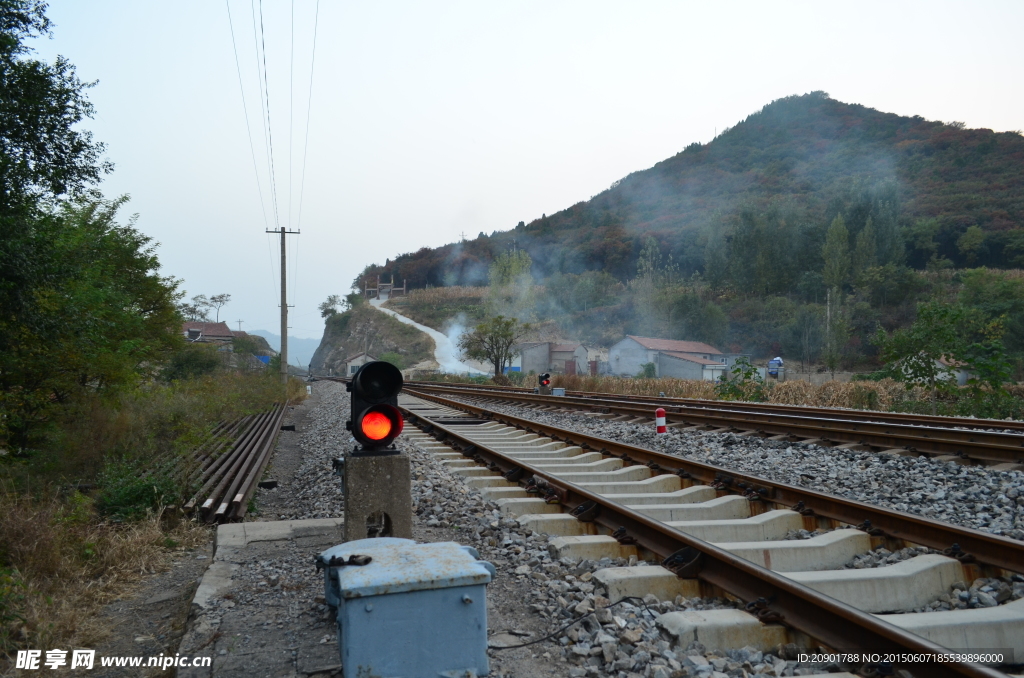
[0,483,210,657]
[551,373,1024,419]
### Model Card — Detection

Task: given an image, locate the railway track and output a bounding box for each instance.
[402,381,1024,469]
[398,387,1024,678]
[179,403,286,522]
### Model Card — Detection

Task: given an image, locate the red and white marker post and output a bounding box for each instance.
[655,407,667,434]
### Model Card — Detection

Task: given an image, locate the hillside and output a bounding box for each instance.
[309,302,436,375]
[356,92,1024,289]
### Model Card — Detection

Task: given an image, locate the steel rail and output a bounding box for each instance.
[405,387,1024,573]
[226,403,286,520]
[400,401,1004,678]
[400,379,1024,434]
[179,404,286,522]
[407,383,1024,466]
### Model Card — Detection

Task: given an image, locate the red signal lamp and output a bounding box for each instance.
[356,404,404,446]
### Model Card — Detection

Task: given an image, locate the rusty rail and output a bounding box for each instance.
[181,403,286,522]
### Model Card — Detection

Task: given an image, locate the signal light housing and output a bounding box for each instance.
[539,373,551,387]
[347,361,404,450]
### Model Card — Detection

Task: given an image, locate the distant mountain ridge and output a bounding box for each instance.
[249,330,321,367]
[356,91,1024,288]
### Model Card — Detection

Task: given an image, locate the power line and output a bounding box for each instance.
[295,0,320,232]
[288,0,294,230]
[249,0,280,229]
[225,0,270,231]
[258,0,282,230]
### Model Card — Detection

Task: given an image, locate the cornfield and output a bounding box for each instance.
[550,374,1020,416]
[396,286,489,304]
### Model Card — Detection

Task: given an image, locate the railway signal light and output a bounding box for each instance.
[347,361,404,450]
[539,373,551,387]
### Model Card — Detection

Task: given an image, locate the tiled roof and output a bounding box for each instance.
[626,335,722,355]
[182,321,234,338]
[661,352,726,366]
[550,343,582,352]
[344,352,376,363]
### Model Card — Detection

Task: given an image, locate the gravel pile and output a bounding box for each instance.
[456,399,1024,542]
[254,382,349,520]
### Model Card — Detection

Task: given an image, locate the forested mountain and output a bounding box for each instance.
[357,92,1024,291]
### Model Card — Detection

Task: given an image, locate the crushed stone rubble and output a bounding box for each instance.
[253,383,853,676]
[402,434,861,677]
[242,383,1024,677]
[254,381,348,520]
[452,397,1024,543]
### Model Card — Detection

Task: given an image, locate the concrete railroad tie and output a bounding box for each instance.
[404,413,1024,663]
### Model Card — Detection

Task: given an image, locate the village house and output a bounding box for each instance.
[342,352,377,376]
[519,342,592,375]
[608,335,742,380]
[182,321,237,344]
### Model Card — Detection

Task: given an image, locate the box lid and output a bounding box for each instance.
[332,540,493,598]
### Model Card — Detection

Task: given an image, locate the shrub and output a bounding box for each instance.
[95,459,184,521]
[379,352,407,369]
[160,344,222,382]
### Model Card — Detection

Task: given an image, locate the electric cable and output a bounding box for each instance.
[294,0,320,232]
[225,0,270,232]
[288,0,294,229]
[258,0,282,230]
[249,0,280,229]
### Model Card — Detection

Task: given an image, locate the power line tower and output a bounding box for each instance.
[266,226,300,383]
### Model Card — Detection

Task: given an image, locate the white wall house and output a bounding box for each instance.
[608,335,728,379]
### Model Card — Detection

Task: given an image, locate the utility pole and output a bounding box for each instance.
[266,226,300,383]
[236,319,244,332]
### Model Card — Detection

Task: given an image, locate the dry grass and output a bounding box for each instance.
[551,374,963,412]
[383,286,489,330]
[0,483,210,658]
[398,286,489,303]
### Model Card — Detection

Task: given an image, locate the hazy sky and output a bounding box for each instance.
[33,1,1024,343]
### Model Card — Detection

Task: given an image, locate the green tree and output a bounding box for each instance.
[178,294,210,321]
[208,293,231,322]
[875,302,1004,415]
[1,198,182,448]
[1,0,115,398]
[852,216,877,277]
[822,289,849,380]
[319,294,345,318]
[488,249,534,319]
[702,227,729,290]
[378,352,406,370]
[821,215,850,290]
[457,315,530,376]
[956,226,985,265]
[0,0,111,209]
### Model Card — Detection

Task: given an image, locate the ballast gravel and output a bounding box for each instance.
[451,397,1024,543]
[252,382,858,677]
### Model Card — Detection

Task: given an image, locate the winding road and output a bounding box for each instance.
[369,296,485,374]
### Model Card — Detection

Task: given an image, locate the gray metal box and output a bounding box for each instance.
[319,539,495,678]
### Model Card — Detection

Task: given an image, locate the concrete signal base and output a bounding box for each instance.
[343,450,413,542]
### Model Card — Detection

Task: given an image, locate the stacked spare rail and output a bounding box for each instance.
[177,403,287,522]
[399,387,1024,678]
[404,381,1024,469]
